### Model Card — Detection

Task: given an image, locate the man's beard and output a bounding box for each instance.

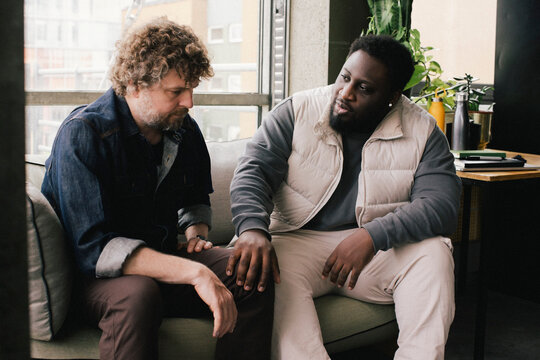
[329,98,365,134]
[137,92,188,131]
[329,97,387,134]
[329,109,353,134]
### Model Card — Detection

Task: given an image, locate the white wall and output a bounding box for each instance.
[411,0,497,84]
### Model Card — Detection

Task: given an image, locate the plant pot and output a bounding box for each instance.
[469,111,493,150]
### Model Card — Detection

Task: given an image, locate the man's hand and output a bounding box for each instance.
[179,236,213,253]
[322,228,375,290]
[181,223,212,253]
[225,230,280,292]
[123,246,236,338]
[192,265,238,338]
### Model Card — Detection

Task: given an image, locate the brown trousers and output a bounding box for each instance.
[80,247,274,360]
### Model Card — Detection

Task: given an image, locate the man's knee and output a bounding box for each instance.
[110,275,163,325]
[412,238,454,280]
[241,274,275,310]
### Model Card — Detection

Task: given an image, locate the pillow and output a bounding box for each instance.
[26,182,72,341]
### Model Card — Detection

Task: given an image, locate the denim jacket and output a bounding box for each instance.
[42,88,213,278]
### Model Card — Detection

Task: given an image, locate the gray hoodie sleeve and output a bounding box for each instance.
[363,126,462,251]
[230,99,295,238]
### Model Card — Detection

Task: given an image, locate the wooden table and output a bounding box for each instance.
[455,150,540,360]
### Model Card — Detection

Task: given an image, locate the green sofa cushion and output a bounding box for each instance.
[31,295,396,359]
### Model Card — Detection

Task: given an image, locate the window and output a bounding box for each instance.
[56,23,62,42]
[71,23,78,44]
[24,0,288,154]
[411,0,496,86]
[228,75,242,92]
[36,22,47,42]
[208,26,225,44]
[209,76,225,91]
[71,0,78,14]
[229,23,242,43]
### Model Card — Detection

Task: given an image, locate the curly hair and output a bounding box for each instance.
[348,35,414,92]
[110,17,213,96]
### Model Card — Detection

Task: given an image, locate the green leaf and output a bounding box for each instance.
[409,35,421,50]
[404,65,429,90]
[472,89,486,96]
[431,78,446,87]
[430,61,442,73]
[395,27,405,42]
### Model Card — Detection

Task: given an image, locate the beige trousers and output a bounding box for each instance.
[271,229,455,360]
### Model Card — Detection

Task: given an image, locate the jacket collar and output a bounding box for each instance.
[314,86,342,148]
[111,90,141,138]
[370,95,405,141]
[314,88,406,146]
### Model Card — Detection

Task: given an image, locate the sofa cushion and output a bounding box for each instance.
[207,139,249,245]
[316,295,397,353]
[27,182,73,341]
[25,154,48,188]
[31,295,396,359]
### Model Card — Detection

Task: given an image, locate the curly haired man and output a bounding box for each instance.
[42,18,273,360]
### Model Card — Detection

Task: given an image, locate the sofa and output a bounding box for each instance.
[26,138,397,359]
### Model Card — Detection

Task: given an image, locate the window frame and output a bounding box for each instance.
[24,0,287,139]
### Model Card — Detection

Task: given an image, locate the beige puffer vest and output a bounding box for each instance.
[269,85,435,233]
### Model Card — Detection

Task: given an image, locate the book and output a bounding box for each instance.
[454,158,523,169]
[454,159,540,172]
[451,149,507,160]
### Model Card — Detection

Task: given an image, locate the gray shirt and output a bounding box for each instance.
[230,97,461,252]
[303,132,370,231]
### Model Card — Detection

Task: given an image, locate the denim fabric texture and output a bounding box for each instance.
[41,88,213,277]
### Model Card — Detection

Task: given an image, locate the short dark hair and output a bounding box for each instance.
[348,35,414,92]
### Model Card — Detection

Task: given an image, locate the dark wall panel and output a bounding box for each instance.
[0,0,29,358]
[492,0,540,154]
[487,0,540,303]
[328,0,370,84]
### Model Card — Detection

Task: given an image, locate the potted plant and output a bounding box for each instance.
[452,74,494,149]
[363,0,413,44]
[453,73,494,111]
[362,1,455,108]
[405,29,455,110]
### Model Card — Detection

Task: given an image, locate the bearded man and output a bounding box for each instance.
[41,18,273,360]
[227,35,461,359]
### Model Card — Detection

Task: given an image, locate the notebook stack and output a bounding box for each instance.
[452,150,539,171]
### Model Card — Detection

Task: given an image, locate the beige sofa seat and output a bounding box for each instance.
[27,138,397,359]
